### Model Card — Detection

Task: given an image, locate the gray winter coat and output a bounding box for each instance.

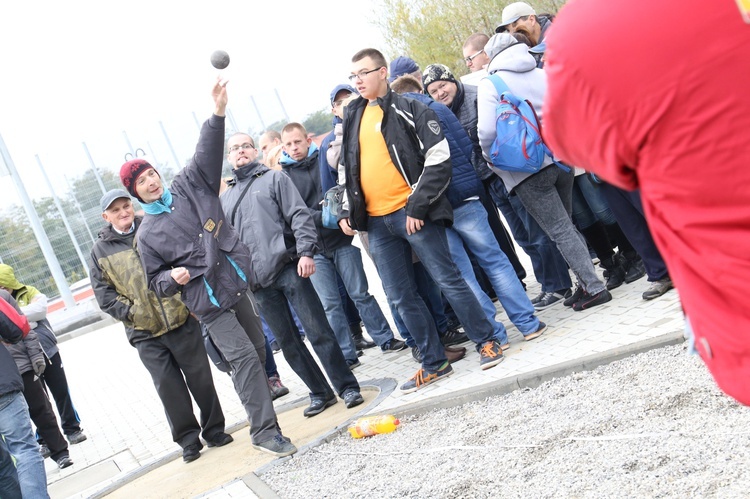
[137,115,253,322]
[220,162,318,290]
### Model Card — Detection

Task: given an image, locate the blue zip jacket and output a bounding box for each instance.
[404,93,483,207]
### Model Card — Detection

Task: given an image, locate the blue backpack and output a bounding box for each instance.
[487,74,553,174]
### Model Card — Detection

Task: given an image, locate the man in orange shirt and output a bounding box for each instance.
[338,48,504,393]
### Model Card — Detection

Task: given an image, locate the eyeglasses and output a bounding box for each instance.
[348,67,384,82]
[333,99,347,107]
[228,143,255,153]
[464,49,484,64]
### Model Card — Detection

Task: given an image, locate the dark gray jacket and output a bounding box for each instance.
[137,115,252,322]
[220,162,318,291]
[450,83,494,181]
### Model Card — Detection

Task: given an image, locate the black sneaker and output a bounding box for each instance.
[252,434,297,458]
[440,329,469,346]
[342,388,364,409]
[56,456,74,469]
[303,395,337,417]
[478,341,504,370]
[572,289,612,311]
[563,286,584,307]
[206,432,233,448]
[642,277,673,300]
[67,430,87,445]
[183,442,203,463]
[270,340,281,353]
[381,338,408,353]
[39,443,51,458]
[346,358,361,370]
[523,321,547,341]
[411,346,423,363]
[625,258,647,284]
[603,256,627,290]
[400,362,453,393]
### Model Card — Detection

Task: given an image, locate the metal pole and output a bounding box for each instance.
[250,96,267,130]
[159,121,183,169]
[122,131,135,156]
[274,88,290,122]
[64,175,97,244]
[0,133,75,308]
[226,108,239,133]
[192,112,202,132]
[146,141,160,166]
[36,155,90,278]
[82,142,108,195]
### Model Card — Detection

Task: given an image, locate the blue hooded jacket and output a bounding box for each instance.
[404,93,483,207]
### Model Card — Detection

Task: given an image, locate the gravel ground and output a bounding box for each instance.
[262,344,750,498]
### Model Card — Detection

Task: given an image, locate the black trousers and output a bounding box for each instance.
[21,371,68,461]
[40,352,81,436]
[135,316,226,449]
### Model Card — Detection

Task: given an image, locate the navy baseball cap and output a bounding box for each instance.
[330,84,358,105]
[388,56,419,82]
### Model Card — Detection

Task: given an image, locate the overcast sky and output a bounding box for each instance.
[0,0,384,203]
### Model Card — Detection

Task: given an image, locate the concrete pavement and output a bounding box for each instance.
[41,246,686,498]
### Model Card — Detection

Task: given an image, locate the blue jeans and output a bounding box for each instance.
[255,263,359,397]
[572,174,616,229]
[488,176,572,292]
[368,209,495,367]
[390,261,449,348]
[260,307,304,345]
[0,437,21,499]
[310,245,395,359]
[447,200,540,344]
[0,391,48,498]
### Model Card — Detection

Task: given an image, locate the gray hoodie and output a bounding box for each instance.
[477,35,554,193]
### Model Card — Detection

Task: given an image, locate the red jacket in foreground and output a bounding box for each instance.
[543,0,750,405]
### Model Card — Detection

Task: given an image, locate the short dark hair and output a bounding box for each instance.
[390,75,423,94]
[352,48,387,69]
[463,33,489,51]
[280,122,307,138]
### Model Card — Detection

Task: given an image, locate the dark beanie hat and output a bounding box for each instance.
[422,64,458,94]
[120,159,157,202]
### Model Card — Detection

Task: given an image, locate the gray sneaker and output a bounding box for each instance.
[642,277,673,300]
[533,291,566,310]
[252,434,297,457]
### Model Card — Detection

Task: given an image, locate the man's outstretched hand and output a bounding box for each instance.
[212,77,228,117]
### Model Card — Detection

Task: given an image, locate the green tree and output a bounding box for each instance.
[375,0,566,77]
[303,109,333,136]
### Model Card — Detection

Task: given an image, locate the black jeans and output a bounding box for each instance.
[255,263,359,398]
[135,316,226,449]
[21,371,68,462]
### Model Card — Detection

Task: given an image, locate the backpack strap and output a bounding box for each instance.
[229,172,263,226]
[487,73,511,99]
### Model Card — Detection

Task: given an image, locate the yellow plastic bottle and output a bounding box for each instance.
[348,415,400,439]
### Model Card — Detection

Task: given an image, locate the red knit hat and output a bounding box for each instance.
[120,159,157,202]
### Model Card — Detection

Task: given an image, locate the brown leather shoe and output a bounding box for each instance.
[444,346,466,363]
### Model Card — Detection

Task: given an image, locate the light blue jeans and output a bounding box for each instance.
[310,244,396,359]
[0,391,49,498]
[447,200,541,345]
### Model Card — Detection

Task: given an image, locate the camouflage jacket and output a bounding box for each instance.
[90,216,189,345]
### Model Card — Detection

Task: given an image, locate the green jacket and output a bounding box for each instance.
[89,217,189,345]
